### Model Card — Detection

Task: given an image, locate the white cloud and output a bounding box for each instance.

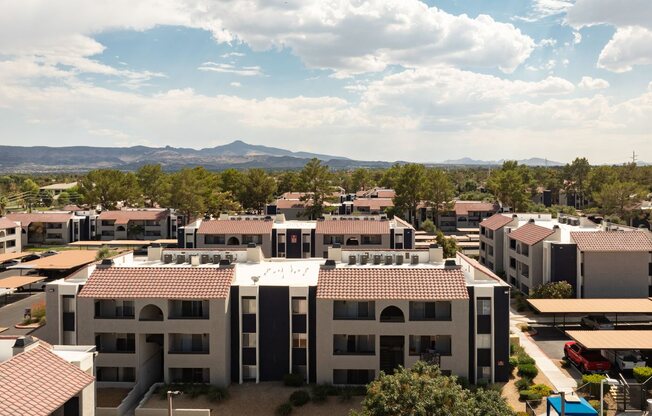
[220,52,245,58]
[517,0,574,21]
[573,31,582,44]
[566,0,652,30]
[597,26,652,72]
[198,62,263,77]
[539,38,557,47]
[229,82,242,87]
[578,76,610,90]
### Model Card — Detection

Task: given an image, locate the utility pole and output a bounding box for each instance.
[632,150,638,165]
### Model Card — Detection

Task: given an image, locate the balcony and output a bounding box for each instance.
[168,334,209,354]
[168,300,209,320]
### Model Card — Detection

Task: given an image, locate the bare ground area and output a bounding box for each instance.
[143,382,363,416]
[97,388,131,407]
[501,367,555,415]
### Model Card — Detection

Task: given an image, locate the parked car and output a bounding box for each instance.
[40,250,58,257]
[0,259,20,272]
[21,254,40,262]
[603,350,647,371]
[581,315,614,330]
[564,341,611,373]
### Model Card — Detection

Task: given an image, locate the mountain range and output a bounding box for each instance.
[0,140,570,172]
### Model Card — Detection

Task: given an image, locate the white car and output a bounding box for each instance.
[603,350,647,370]
[581,315,615,330]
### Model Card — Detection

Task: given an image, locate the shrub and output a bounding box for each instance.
[530,281,573,299]
[31,301,46,322]
[311,384,329,403]
[275,402,293,416]
[420,219,436,234]
[206,386,229,402]
[582,374,605,398]
[518,390,542,401]
[517,355,535,366]
[517,364,538,379]
[516,412,529,416]
[509,357,519,368]
[588,400,600,412]
[633,367,652,383]
[529,384,552,397]
[456,376,470,389]
[289,390,310,407]
[518,323,531,332]
[339,387,353,402]
[515,378,532,391]
[283,373,304,387]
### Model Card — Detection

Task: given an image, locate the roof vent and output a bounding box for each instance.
[218,259,232,268]
[395,255,404,265]
[212,254,222,264]
[97,259,114,269]
[528,218,535,223]
[12,336,37,349]
[410,255,419,265]
[444,259,457,267]
[321,259,336,269]
[176,255,186,264]
[512,214,518,218]
[553,225,560,230]
[360,254,368,265]
[200,254,210,264]
[373,254,382,265]
[384,255,393,265]
[348,255,356,265]
[163,254,173,264]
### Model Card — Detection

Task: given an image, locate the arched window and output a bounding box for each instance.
[227,236,240,246]
[380,306,404,323]
[139,304,164,321]
[116,226,126,232]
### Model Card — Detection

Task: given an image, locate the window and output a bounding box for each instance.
[521,244,529,257]
[242,365,257,381]
[409,335,451,356]
[477,366,492,382]
[333,335,374,355]
[509,257,516,269]
[115,334,135,353]
[242,297,257,314]
[97,367,135,382]
[170,368,209,383]
[6,240,15,248]
[361,234,382,245]
[243,234,262,245]
[477,334,492,349]
[243,333,256,348]
[292,298,307,314]
[323,235,344,245]
[205,234,225,245]
[333,301,375,320]
[333,369,375,385]
[409,301,451,321]
[169,333,209,353]
[182,301,204,318]
[509,239,516,250]
[477,299,491,316]
[293,333,307,348]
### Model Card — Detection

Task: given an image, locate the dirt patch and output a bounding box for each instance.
[501,367,555,415]
[97,388,131,407]
[143,382,362,416]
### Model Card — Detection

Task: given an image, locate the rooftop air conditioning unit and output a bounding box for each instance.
[212,254,222,264]
[348,255,356,265]
[176,255,186,264]
[225,254,234,263]
[163,254,173,264]
[395,255,404,265]
[410,255,419,265]
[384,255,393,265]
[373,254,382,265]
[360,254,369,265]
[218,259,231,268]
[200,254,210,264]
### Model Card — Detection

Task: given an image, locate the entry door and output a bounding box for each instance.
[380,336,404,374]
[286,229,302,258]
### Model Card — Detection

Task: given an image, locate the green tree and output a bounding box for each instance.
[436,230,458,258]
[41,190,55,207]
[21,178,40,210]
[79,169,139,210]
[120,172,142,207]
[420,219,436,234]
[206,191,242,217]
[379,163,402,189]
[393,164,427,225]
[593,181,643,218]
[239,169,277,213]
[277,171,301,195]
[530,281,573,299]
[487,161,531,212]
[57,191,71,207]
[166,168,207,220]
[563,157,591,209]
[470,388,516,416]
[220,168,245,198]
[423,168,454,225]
[137,164,170,208]
[351,168,373,192]
[299,159,333,219]
[0,196,7,216]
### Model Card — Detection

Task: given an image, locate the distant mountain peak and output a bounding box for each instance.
[440,157,563,167]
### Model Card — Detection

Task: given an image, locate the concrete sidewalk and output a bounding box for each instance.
[511,308,577,393]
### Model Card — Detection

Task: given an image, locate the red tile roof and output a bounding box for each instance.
[454,201,497,216]
[508,222,555,245]
[99,210,168,225]
[0,217,18,230]
[480,214,514,231]
[317,268,469,300]
[275,199,308,209]
[0,344,94,416]
[197,219,273,235]
[316,219,390,235]
[571,231,652,252]
[353,198,394,210]
[79,267,234,299]
[5,212,73,226]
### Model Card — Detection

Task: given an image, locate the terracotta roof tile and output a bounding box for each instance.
[0,217,18,230]
[78,267,234,299]
[197,219,273,235]
[571,231,652,252]
[454,201,498,216]
[508,222,555,245]
[316,219,390,235]
[5,212,73,226]
[353,198,394,210]
[317,268,469,300]
[0,344,94,416]
[480,214,513,231]
[98,210,168,225]
[274,199,308,209]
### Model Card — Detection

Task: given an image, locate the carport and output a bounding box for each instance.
[565,330,652,350]
[527,298,652,328]
[0,252,31,263]
[0,275,47,304]
[8,250,98,271]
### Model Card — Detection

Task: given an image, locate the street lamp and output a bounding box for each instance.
[167,390,180,416]
[600,377,619,416]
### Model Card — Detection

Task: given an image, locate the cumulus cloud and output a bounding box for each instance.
[597,26,652,72]
[578,76,610,90]
[229,82,242,88]
[198,62,263,76]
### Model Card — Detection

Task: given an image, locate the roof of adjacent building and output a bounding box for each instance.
[39,182,78,190]
[508,222,555,245]
[353,198,394,210]
[393,216,414,229]
[79,267,234,299]
[0,275,46,290]
[316,267,469,300]
[98,209,168,225]
[316,218,390,235]
[453,201,497,216]
[566,330,652,350]
[0,343,94,416]
[274,199,308,209]
[15,250,98,270]
[570,231,652,252]
[198,219,274,235]
[5,212,73,226]
[527,298,652,314]
[0,217,18,230]
[480,214,513,231]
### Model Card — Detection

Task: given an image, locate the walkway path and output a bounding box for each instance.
[510,307,577,394]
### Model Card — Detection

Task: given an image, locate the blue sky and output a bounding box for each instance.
[0,0,651,163]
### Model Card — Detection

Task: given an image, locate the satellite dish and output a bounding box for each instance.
[251,275,260,284]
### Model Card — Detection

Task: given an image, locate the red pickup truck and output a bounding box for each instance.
[564,341,611,373]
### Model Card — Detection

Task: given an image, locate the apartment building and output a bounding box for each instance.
[0,335,96,416]
[6,212,79,246]
[45,244,509,394]
[415,201,498,231]
[181,214,415,258]
[97,209,180,241]
[0,217,21,254]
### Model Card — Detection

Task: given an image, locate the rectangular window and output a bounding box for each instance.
[292,298,307,315]
[477,366,492,382]
[243,333,256,348]
[293,333,307,348]
[323,235,344,245]
[333,301,375,320]
[477,334,492,349]
[242,297,257,314]
[333,334,375,355]
[409,301,451,321]
[409,335,452,356]
[205,234,225,245]
[115,333,135,353]
[477,299,491,316]
[243,234,262,245]
[170,368,209,383]
[242,365,257,381]
[361,234,382,245]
